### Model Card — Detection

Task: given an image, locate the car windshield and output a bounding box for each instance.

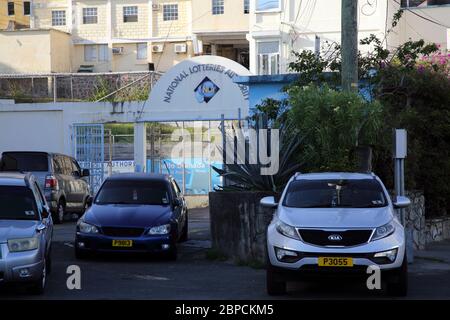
[283,179,388,208]
[95,180,171,205]
[0,153,49,172]
[0,186,39,220]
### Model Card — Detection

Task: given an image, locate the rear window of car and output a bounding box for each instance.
[95,179,171,205]
[0,153,49,172]
[283,179,388,208]
[0,186,39,220]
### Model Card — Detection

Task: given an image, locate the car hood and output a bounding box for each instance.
[278,206,393,229]
[0,220,39,243]
[84,204,173,228]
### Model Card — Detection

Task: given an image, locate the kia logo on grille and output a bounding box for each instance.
[328,234,343,241]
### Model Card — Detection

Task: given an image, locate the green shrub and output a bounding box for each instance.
[375,65,450,217]
[288,84,383,172]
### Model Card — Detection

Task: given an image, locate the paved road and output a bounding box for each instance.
[1,208,450,299]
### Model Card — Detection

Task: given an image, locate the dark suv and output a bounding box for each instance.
[0,151,91,224]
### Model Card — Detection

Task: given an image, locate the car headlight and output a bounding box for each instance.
[147,224,171,235]
[374,248,398,263]
[371,220,396,241]
[78,221,99,234]
[275,219,300,240]
[8,237,39,252]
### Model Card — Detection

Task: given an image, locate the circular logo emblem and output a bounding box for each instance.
[328,234,343,241]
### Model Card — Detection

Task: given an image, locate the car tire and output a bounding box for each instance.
[387,254,408,297]
[179,216,188,242]
[29,258,46,295]
[165,245,178,261]
[53,200,65,225]
[266,265,287,296]
[75,247,89,260]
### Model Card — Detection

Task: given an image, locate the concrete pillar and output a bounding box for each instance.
[134,122,147,172]
[211,44,217,56]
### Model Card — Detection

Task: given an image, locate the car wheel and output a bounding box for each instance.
[53,200,65,224]
[266,265,287,296]
[387,255,408,297]
[29,258,46,295]
[179,216,188,242]
[75,247,89,260]
[165,245,178,261]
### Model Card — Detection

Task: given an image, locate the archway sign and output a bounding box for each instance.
[147,55,252,121]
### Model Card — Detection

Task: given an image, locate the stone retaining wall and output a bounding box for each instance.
[396,191,450,250]
[209,191,275,264]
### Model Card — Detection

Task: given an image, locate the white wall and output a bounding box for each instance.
[0,111,64,153]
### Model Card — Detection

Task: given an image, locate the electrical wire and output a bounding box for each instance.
[393,0,450,28]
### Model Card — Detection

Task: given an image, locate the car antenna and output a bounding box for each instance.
[162,160,171,175]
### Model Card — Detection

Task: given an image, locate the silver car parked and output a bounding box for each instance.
[0,172,53,294]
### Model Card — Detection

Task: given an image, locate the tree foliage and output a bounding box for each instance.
[288,85,383,172]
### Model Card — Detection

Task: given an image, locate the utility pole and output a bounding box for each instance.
[341,0,359,92]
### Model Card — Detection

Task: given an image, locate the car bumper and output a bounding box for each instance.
[267,223,406,274]
[0,244,44,283]
[44,190,59,211]
[75,232,174,254]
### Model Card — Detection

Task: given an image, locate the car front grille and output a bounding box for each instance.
[101,227,145,237]
[297,229,373,247]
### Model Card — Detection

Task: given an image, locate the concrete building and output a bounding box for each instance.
[396,0,450,51]
[27,0,250,73]
[247,0,450,75]
[0,28,72,73]
[0,0,30,29]
[248,0,396,75]
[191,0,250,69]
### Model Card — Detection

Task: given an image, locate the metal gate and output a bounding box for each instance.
[73,124,105,193]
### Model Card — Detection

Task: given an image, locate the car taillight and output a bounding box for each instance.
[45,175,58,189]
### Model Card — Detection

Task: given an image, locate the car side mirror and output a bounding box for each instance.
[72,170,81,178]
[86,196,93,207]
[260,196,278,208]
[41,205,50,219]
[393,196,411,209]
[82,169,90,177]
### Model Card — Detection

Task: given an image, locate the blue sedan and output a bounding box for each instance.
[75,173,188,260]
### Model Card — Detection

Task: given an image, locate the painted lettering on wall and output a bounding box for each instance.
[163,63,249,103]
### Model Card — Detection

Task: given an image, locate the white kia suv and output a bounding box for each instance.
[261,172,410,296]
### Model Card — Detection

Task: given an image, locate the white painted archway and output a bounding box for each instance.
[146,55,252,121]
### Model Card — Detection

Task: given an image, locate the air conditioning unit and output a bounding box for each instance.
[152,44,164,53]
[174,43,187,54]
[112,47,124,55]
[152,4,160,11]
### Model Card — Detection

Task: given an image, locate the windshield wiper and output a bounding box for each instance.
[351,204,386,208]
[299,204,333,208]
[96,201,134,205]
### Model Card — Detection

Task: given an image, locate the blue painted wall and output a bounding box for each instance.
[234,73,374,116]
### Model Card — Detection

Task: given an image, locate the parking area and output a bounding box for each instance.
[1,207,450,299]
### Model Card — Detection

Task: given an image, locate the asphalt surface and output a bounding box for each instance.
[1,207,450,299]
